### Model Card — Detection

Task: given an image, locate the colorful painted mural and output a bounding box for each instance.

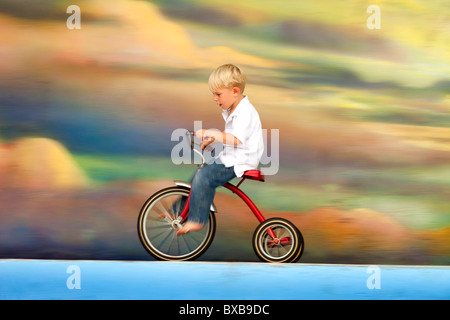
[0,0,449,264]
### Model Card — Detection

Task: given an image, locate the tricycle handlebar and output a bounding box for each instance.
[185,130,214,168]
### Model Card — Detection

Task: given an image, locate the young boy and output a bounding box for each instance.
[177,64,264,235]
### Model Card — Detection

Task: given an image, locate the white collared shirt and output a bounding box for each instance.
[218,96,264,177]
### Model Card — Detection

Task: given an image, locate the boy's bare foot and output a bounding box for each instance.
[176,222,204,235]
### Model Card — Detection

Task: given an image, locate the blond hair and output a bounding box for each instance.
[208,64,247,93]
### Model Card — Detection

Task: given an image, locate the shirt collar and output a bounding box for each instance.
[222,95,248,121]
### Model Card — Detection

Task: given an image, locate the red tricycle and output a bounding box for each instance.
[137,131,304,263]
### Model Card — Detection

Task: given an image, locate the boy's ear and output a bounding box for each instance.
[232,86,241,96]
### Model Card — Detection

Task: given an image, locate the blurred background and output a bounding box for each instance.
[0,0,449,264]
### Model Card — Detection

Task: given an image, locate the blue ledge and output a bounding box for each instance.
[1,259,449,300]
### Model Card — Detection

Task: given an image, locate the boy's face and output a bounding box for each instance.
[212,87,241,111]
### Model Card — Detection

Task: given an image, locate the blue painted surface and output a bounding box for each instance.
[0,259,449,300]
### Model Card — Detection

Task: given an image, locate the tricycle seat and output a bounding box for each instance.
[242,170,265,182]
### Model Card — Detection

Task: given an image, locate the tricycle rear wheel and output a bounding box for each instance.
[253,218,304,263]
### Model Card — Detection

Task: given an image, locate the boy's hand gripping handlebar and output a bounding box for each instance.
[185,130,214,168]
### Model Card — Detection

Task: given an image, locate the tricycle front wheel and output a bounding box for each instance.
[138,186,216,261]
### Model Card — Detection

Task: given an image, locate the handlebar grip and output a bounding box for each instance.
[185,130,214,152]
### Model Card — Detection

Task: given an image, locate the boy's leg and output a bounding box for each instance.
[177,162,236,234]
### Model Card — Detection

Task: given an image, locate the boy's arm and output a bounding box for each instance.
[195,129,241,149]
